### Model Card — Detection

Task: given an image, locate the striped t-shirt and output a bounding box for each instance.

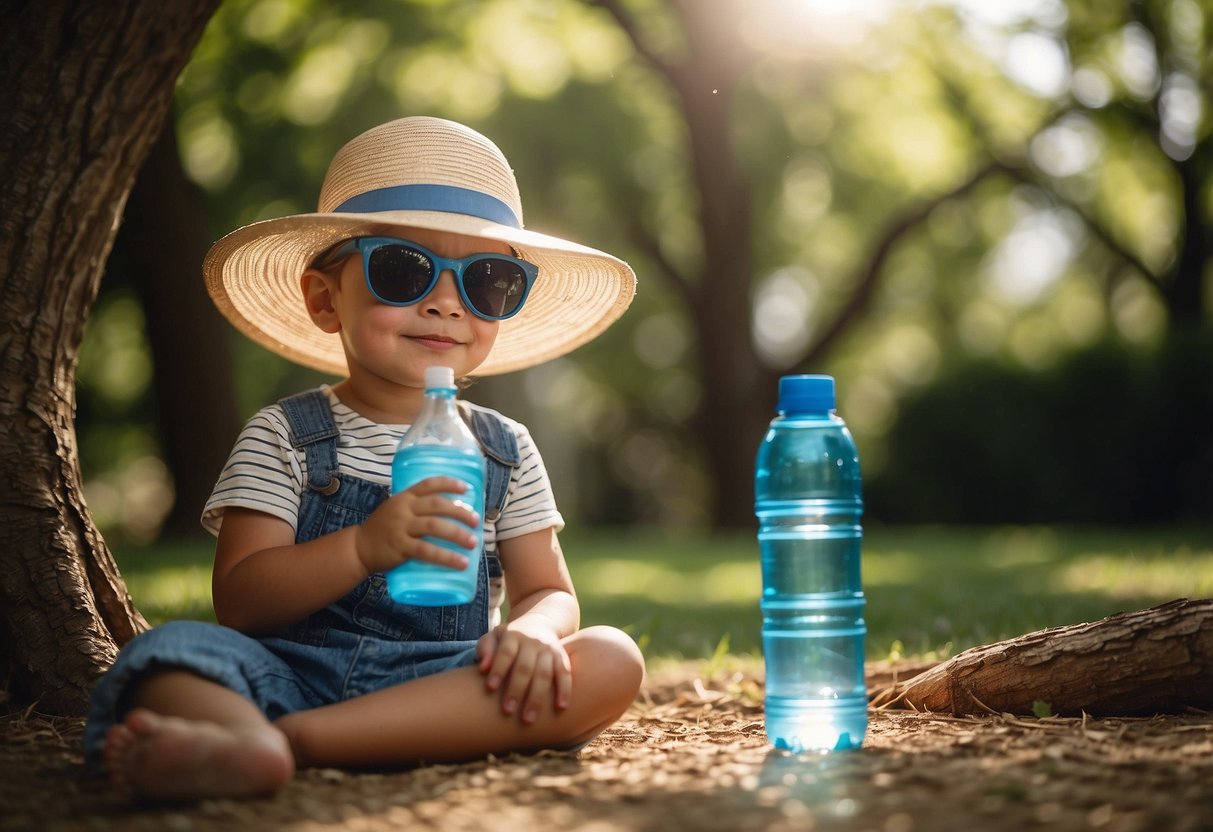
[201,386,564,622]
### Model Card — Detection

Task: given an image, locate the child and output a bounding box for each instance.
[84,116,645,801]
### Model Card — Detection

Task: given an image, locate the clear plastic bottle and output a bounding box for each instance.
[755,374,867,752]
[387,365,486,606]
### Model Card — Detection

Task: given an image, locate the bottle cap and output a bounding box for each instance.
[424,366,456,390]
[777,374,835,413]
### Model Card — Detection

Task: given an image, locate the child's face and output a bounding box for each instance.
[322,227,505,389]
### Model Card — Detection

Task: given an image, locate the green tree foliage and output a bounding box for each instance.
[86,0,1212,537]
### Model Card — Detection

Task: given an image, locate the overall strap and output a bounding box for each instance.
[279,389,341,495]
[459,402,521,522]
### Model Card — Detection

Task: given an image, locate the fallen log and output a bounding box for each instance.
[869,598,1213,716]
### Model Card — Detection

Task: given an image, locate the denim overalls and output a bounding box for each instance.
[84,389,520,758]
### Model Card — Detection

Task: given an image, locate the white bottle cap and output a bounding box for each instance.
[424,366,456,390]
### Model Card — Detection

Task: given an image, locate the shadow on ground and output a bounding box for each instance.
[2,663,1210,832]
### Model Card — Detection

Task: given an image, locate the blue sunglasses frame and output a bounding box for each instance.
[326,236,539,321]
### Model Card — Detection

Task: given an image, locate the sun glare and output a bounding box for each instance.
[745,0,892,55]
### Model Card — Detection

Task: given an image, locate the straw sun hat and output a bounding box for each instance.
[203,116,636,376]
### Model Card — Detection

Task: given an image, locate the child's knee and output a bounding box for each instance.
[575,625,646,701]
[547,626,643,751]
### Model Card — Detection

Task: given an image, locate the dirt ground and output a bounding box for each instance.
[2,662,1211,832]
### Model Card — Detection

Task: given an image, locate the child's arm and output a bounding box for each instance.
[477,526,580,724]
[211,477,479,633]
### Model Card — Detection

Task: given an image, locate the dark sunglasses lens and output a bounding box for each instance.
[463,260,529,318]
[367,245,433,304]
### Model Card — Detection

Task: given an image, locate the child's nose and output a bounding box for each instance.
[422,271,466,317]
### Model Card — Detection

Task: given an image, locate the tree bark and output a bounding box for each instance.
[675,36,775,530]
[870,599,1213,717]
[0,0,218,715]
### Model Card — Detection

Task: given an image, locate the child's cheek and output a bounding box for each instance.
[362,304,409,330]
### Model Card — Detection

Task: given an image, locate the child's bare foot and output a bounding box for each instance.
[102,708,295,801]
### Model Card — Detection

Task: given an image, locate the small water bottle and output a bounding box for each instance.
[387,365,486,606]
[755,374,867,752]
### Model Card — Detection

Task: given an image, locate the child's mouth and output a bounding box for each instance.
[411,334,459,351]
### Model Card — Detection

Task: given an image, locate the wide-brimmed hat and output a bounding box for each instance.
[203,116,636,376]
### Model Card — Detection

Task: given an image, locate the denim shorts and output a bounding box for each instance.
[83,619,479,759]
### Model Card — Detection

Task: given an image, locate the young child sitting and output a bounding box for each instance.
[84,115,645,801]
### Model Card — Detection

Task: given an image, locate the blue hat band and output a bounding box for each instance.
[333,183,521,229]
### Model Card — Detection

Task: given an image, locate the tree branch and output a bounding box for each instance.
[621,212,698,309]
[932,66,1168,294]
[799,159,1009,370]
[587,0,679,85]
[1002,165,1167,294]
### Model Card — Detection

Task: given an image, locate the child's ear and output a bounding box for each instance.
[302,269,342,333]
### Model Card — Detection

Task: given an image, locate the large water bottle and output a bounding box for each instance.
[755,374,867,752]
[387,365,486,606]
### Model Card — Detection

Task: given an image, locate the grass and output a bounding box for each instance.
[113,525,1213,666]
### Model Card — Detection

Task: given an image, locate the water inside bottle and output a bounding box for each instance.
[757,500,862,597]
[388,445,485,605]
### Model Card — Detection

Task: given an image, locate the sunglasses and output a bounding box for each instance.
[323,236,539,321]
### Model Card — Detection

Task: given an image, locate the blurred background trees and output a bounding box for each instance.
[80,0,1212,542]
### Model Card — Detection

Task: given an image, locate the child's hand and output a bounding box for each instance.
[476,620,572,724]
[353,477,479,575]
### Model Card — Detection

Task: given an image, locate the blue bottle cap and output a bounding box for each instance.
[777,374,835,413]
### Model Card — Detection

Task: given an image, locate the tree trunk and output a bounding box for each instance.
[118,120,242,538]
[0,0,218,716]
[683,72,776,529]
[667,0,776,529]
[870,599,1213,717]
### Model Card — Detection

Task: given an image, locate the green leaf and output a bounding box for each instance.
[1032,700,1054,719]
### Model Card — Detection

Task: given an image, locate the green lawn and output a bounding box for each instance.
[114,525,1213,666]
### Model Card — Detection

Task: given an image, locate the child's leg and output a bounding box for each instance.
[277,625,644,767]
[103,669,295,801]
